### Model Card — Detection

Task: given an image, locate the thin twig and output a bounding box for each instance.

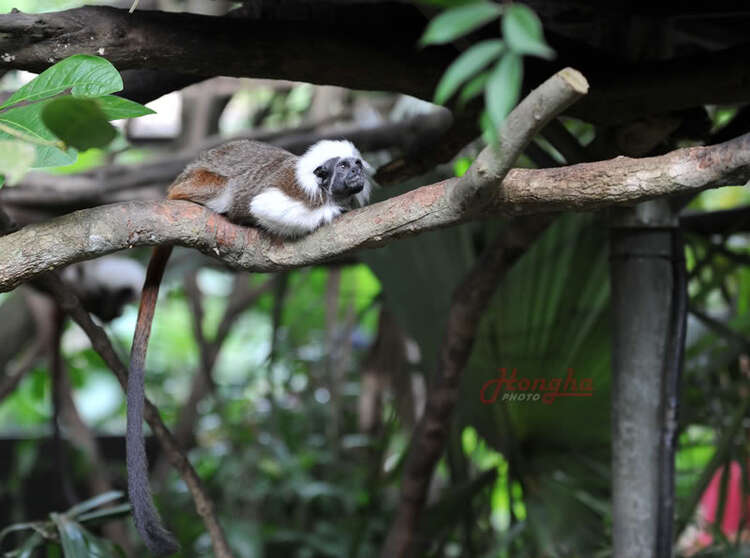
[36,272,235,558]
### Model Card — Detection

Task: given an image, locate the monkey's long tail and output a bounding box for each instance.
[127,245,180,556]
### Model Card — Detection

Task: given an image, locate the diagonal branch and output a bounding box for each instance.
[36,272,235,558]
[0,129,749,292]
[450,67,588,209]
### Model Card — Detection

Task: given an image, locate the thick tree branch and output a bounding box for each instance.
[0,111,453,212]
[0,5,449,100]
[2,7,750,125]
[1,131,748,292]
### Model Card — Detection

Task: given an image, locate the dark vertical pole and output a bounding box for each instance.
[610,201,676,558]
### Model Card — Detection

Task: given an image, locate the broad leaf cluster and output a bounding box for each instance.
[422,1,554,142]
[0,54,154,186]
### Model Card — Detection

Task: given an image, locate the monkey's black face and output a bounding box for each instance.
[314,156,366,199]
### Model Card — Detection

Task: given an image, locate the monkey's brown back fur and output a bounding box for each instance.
[167,140,324,224]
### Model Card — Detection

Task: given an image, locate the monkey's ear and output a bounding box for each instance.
[313,165,329,180]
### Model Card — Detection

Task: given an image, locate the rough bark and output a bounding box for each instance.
[0,5,449,100]
[0,110,454,210]
[1,6,750,124]
[0,131,748,292]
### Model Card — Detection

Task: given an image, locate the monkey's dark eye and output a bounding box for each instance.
[338,161,348,168]
[355,160,363,167]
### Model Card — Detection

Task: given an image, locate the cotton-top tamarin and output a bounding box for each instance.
[128,139,372,555]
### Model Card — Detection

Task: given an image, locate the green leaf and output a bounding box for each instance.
[453,156,474,177]
[42,97,117,151]
[420,1,503,45]
[502,3,555,59]
[1,54,123,109]
[485,53,522,132]
[434,39,505,104]
[51,514,88,558]
[78,525,123,558]
[66,491,124,518]
[458,69,491,106]
[0,101,76,167]
[0,140,36,185]
[95,96,155,120]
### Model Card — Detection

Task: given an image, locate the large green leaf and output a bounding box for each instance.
[434,39,505,104]
[42,97,117,150]
[420,1,503,45]
[95,95,155,120]
[1,54,123,109]
[0,140,35,185]
[502,3,555,59]
[0,101,76,167]
[485,53,522,131]
[459,214,611,450]
[457,215,612,554]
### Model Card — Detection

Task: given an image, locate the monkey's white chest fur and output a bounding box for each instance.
[249,188,343,237]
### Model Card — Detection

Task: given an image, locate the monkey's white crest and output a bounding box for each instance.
[296,139,373,206]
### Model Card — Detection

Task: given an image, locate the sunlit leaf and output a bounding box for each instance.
[1,54,122,109]
[502,3,555,59]
[0,140,35,185]
[42,97,117,151]
[485,53,522,132]
[420,1,502,45]
[95,95,155,120]
[434,39,505,104]
[453,156,474,177]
